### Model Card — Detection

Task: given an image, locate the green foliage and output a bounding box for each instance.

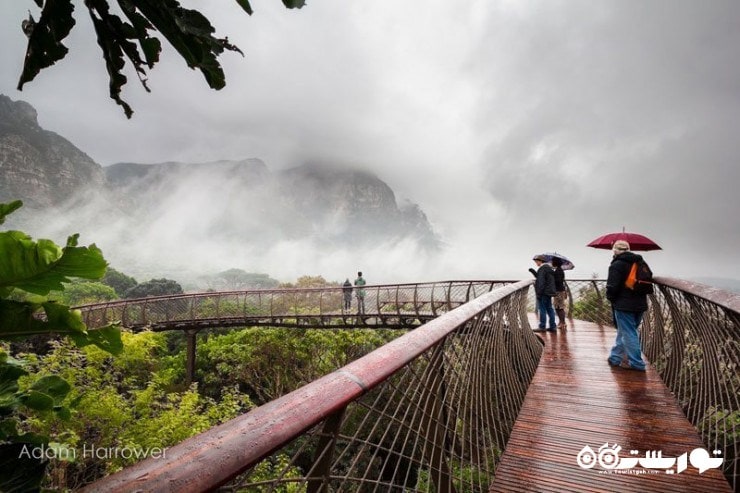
[570,284,612,326]
[0,231,107,297]
[50,280,118,307]
[248,454,306,493]
[0,200,122,348]
[200,269,280,291]
[0,200,23,224]
[18,332,253,487]
[280,275,334,289]
[196,327,397,403]
[0,200,122,491]
[17,0,305,118]
[102,267,138,297]
[124,278,183,298]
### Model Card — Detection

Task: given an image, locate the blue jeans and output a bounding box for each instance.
[609,310,646,370]
[537,296,557,329]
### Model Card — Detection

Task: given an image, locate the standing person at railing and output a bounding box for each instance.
[532,255,558,332]
[551,257,568,330]
[606,240,648,371]
[342,278,353,311]
[354,271,366,314]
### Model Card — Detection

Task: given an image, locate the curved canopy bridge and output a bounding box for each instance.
[77,278,738,492]
[79,280,513,331]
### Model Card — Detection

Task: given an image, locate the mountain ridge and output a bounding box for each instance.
[0,94,440,280]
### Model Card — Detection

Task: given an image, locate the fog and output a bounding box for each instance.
[1,1,739,286]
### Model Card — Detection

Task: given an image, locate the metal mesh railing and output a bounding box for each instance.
[641,277,739,489]
[81,281,542,493]
[538,277,739,489]
[77,281,515,331]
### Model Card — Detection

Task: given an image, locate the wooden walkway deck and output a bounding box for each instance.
[490,318,732,493]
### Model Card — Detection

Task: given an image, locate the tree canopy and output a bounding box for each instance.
[124,278,183,298]
[17,0,306,118]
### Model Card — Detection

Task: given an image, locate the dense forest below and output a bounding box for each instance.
[0,199,400,491]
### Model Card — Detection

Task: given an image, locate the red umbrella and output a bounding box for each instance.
[587,228,662,251]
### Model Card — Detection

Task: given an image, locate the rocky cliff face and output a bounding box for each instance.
[103,160,440,250]
[278,163,439,248]
[0,94,106,208]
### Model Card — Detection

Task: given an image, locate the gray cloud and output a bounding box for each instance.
[1,1,738,283]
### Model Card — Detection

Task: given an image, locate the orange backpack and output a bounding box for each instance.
[625,260,654,295]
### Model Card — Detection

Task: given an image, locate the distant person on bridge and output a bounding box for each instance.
[354,272,366,314]
[532,255,557,332]
[551,257,568,330]
[342,278,353,310]
[606,240,648,371]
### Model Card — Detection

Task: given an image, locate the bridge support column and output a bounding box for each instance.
[185,329,197,386]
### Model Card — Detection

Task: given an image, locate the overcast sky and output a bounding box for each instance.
[1,1,739,284]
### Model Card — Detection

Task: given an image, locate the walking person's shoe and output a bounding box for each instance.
[619,362,646,372]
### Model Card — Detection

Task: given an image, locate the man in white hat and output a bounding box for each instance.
[605,240,649,371]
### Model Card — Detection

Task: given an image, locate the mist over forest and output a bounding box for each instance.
[7,159,447,288]
[1,94,453,286]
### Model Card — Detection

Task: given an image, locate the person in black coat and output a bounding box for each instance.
[342,278,353,310]
[532,255,558,332]
[606,240,648,371]
[551,257,568,330]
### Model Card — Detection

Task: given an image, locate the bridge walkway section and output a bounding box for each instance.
[490,317,732,493]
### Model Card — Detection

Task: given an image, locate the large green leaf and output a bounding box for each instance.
[71,324,124,355]
[0,300,122,355]
[30,376,70,404]
[0,359,28,415]
[0,201,23,226]
[0,231,107,296]
[17,391,54,412]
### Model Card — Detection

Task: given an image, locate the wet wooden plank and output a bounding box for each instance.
[489,318,732,493]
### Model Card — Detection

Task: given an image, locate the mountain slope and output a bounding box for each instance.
[0,94,105,208]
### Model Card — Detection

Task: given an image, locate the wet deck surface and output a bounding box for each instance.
[490,318,732,493]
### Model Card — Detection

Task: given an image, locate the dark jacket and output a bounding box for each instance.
[553,266,566,292]
[535,264,557,297]
[606,251,649,312]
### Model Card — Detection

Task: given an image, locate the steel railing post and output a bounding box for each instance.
[418,344,456,493]
[306,408,346,493]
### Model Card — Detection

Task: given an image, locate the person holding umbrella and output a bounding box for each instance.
[605,240,649,371]
[532,255,558,332]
